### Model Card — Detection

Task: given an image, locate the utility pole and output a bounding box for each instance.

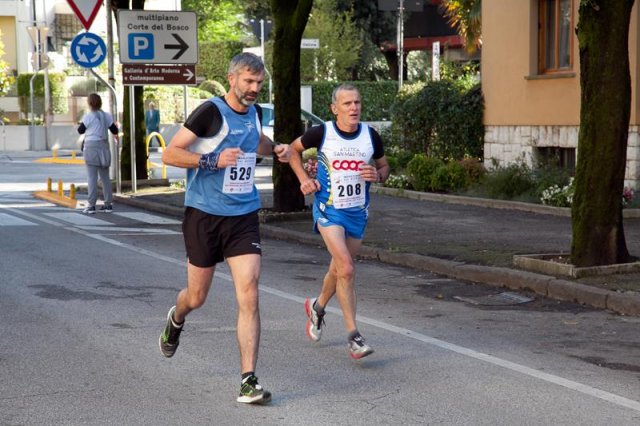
[378,1,424,89]
[397,0,404,89]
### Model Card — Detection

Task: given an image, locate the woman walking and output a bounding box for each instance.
[78,93,119,214]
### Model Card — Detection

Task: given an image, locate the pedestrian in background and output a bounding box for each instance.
[77,93,118,214]
[145,101,161,148]
[288,84,390,359]
[159,53,290,404]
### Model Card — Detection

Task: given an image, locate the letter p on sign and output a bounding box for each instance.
[128,34,154,60]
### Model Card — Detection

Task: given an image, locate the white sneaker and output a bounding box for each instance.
[304,298,324,342]
[348,334,374,360]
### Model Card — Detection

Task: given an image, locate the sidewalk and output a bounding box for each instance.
[114,185,640,317]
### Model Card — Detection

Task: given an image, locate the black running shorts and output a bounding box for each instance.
[182,207,262,267]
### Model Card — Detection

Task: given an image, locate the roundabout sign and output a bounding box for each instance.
[70,32,107,68]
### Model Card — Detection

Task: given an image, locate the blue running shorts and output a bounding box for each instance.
[312,201,368,240]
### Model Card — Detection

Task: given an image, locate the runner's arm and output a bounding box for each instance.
[290,137,319,195]
[161,127,201,168]
[257,132,291,162]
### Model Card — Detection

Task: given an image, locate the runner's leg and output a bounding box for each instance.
[317,225,362,332]
[173,261,215,323]
[227,253,261,374]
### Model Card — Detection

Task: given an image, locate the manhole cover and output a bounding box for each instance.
[453,291,534,306]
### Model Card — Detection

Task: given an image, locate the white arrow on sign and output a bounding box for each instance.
[183,68,194,81]
[76,35,104,62]
[66,0,102,31]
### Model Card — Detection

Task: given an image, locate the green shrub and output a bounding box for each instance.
[540,179,574,207]
[406,154,444,192]
[385,144,414,174]
[480,161,536,200]
[459,157,486,186]
[388,80,483,161]
[198,80,226,97]
[385,173,410,189]
[68,78,108,96]
[532,163,572,198]
[16,73,67,117]
[304,81,397,121]
[197,41,245,84]
[430,161,468,192]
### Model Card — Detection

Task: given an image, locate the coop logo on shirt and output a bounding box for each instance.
[230,129,244,135]
[332,159,364,171]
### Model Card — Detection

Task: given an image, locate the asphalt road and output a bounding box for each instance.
[1,152,640,425]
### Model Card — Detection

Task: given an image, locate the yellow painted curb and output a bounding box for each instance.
[34,158,85,165]
[33,191,78,209]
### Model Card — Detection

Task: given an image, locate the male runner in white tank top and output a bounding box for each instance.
[289,84,390,359]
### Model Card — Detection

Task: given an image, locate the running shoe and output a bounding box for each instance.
[348,334,374,360]
[100,203,113,213]
[159,306,183,358]
[237,375,272,404]
[82,206,96,214]
[304,297,325,342]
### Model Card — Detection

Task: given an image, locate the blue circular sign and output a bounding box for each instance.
[70,32,107,68]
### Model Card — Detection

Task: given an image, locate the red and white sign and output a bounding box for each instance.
[66,0,103,30]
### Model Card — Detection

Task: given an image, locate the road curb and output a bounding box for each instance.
[115,194,640,317]
[371,186,640,218]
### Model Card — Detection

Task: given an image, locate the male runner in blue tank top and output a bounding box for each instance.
[159,53,290,404]
[289,84,390,359]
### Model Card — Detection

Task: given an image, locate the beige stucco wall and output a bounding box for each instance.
[483,1,640,126]
[0,16,17,72]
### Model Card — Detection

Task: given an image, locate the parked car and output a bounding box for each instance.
[259,103,324,142]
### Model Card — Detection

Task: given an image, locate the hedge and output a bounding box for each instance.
[389,80,484,161]
[302,81,398,121]
[16,73,67,117]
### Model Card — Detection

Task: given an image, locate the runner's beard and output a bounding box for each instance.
[235,87,258,106]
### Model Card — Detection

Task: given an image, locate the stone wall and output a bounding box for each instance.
[484,125,640,188]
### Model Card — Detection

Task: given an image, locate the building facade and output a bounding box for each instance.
[482,0,640,187]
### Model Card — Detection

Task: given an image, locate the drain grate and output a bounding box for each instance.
[453,291,534,306]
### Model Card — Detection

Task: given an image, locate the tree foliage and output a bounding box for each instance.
[571,0,634,266]
[300,0,361,81]
[182,0,247,42]
[336,1,397,80]
[270,0,313,212]
[441,0,482,53]
[197,41,245,84]
[0,29,14,97]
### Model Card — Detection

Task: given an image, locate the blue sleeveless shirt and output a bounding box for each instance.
[185,97,261,216]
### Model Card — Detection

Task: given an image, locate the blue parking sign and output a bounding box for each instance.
[128,33,154,60]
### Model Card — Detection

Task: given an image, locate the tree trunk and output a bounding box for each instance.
[383,50,399,81]
[571,0,634,266]
[120,86,148,181]
[111,0,148,182]
[270,0,313,212]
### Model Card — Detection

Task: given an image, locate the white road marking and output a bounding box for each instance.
[75,225,180,235]
[5,205,640,413]
[0,212,37,226]
[44,212,111,226]
[113,212,181,225]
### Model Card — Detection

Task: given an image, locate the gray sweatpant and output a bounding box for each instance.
[86,165,112,207]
